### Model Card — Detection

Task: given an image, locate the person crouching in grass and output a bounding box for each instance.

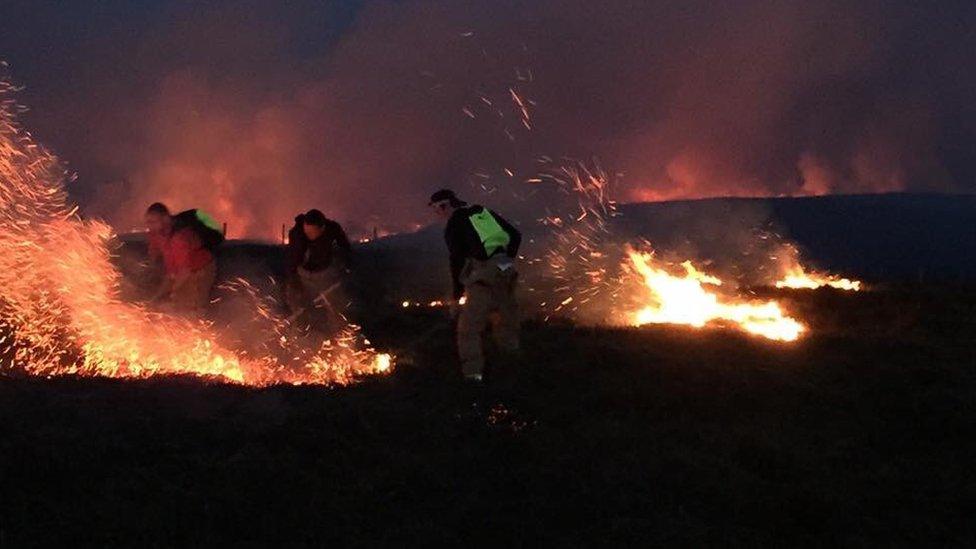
[144,202,217,317]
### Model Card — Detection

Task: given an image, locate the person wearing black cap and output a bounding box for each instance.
[429,189,522,382]
[284,209,352,326]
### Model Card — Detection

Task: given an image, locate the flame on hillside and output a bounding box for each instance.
[775,265,861,291]
[535,160,864,342]
[625,249,804,341]
[772,243,862,290]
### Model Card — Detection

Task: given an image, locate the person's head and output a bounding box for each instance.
[428,189,465,221]
[302,209,328,240]
[144,202,172,234]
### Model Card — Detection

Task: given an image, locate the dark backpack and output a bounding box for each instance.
[172,209,225,250]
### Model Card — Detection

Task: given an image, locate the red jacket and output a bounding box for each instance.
[148,228,213,276]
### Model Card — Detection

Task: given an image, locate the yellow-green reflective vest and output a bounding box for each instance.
[195,209,222,232]
[468,208,510,256]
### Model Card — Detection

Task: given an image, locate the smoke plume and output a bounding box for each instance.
[2,0,973,237]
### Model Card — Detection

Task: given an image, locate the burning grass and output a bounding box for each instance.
[625,248,805,341]
[775,264,862,291]
[536,160,860,340]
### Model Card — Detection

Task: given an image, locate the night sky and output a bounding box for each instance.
[1,0,974,236]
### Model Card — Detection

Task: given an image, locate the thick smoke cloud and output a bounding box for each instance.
[2,0,973,238]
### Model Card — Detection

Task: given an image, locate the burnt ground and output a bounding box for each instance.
[1,285,974,546]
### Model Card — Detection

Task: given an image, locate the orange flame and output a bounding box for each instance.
[0,81,391,386]
[770,243,862,291]
[774,264,862,291]
[626,249,805,342]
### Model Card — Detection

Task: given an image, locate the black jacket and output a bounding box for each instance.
[445,205,521,299]
[286,219,352,274]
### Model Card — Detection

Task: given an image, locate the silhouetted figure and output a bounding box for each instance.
[429,189,521,382]
[284,209,352,331]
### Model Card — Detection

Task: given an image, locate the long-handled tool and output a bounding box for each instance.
[286,280,342,324]
[312,281,346,323]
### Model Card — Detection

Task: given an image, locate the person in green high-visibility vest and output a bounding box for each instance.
[430,189,522,383]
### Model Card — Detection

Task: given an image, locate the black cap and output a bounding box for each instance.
[428,189,455,205]
[146,202,170,216]
[429,189,466,206]
[303,209,328,227]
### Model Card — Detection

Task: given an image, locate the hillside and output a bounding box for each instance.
[116,192,976,307]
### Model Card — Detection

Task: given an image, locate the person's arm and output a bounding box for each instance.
[449,254,466,300]
[149,276,174,303]
[166,229,212,301]
[167,230,197,278]
[147,234,161,260]
[331,221,353,266]
[286,229,305,274]
[492,210,522,257]
[147,234,176,302]
[445,217,467,300]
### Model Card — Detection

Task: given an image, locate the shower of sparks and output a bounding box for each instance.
[0,80,391,386]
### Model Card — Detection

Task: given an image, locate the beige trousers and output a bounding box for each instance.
[457,255,520,376]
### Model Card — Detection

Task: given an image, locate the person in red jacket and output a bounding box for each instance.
[145,202,216,315]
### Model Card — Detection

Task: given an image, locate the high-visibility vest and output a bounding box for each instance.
[173,209,224,250]
[194,209,222,232]
[468,208,510,256]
